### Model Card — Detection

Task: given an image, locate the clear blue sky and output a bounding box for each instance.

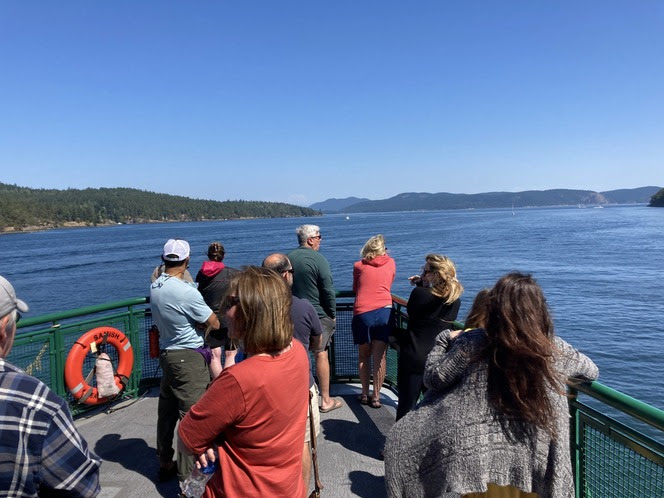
[1,1,662,206]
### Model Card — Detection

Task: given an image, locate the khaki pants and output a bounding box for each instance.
[463,483,538,498]
[157,349,209,480]
[304,385,320,443]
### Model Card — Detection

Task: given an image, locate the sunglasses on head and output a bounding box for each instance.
[225,296,240,311]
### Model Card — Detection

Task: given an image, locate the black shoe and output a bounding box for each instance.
[158,462,178,482]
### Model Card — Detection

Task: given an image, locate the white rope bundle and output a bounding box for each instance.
[95,353,120,397]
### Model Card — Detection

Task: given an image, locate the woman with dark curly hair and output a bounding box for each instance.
[463,288,491,330]
[385,272,599,498]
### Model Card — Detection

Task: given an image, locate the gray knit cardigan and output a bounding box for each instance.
[384,328,599,498]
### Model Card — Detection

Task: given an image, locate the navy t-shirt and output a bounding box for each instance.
[291,295,323,387]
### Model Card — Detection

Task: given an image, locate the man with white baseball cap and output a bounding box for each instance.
[151,239,194,283]
[150,239,221,483]
[0,275,101,496]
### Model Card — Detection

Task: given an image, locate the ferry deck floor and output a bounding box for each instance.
[75,383,396,498]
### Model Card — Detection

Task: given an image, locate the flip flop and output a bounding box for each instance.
[369,398,382,409]
[320,398,343,413]
[357,394,368,405]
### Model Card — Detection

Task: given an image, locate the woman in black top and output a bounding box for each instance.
[195,242,239,378]
[396,254,463,420]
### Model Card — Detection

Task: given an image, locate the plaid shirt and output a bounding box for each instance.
[0,358,101,497]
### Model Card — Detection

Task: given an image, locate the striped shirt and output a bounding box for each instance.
[0,358,101,497]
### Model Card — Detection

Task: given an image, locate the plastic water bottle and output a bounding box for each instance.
[180,458,218,498]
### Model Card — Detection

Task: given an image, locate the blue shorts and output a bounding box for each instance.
[352,307,394,345]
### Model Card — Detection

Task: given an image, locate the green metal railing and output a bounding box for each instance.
[8,293,664,496]
[11,298,152,415]
[329,291,463,392]
[569,382,664,497]
[329,291,400,388]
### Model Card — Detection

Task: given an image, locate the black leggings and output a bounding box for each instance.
[396,361,427,421]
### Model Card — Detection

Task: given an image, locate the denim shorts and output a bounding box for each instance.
[351,307,394,345]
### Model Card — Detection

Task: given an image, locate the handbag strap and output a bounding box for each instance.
[308,389,323,497]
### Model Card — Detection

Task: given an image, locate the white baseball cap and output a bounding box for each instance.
[0,275,29,318]
[162,239,191,262]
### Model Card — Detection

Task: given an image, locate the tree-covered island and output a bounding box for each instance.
[0,183,320,233]
[649,188,664,207]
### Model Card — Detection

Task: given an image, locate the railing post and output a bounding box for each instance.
[127,304,142,397]
[50,322,66,399]
[568,386,586,498]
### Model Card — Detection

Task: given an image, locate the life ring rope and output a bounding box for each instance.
[64,326,134,405]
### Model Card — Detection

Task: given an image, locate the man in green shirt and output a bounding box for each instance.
[288,225,343,413]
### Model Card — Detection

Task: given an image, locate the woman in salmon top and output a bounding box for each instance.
[352,234,396,409]
[178,266,309,498]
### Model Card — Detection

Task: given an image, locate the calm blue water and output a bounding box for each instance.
[2,206,663,412]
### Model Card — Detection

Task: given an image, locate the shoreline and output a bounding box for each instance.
[0,215,318,235]
[1,202,653,235]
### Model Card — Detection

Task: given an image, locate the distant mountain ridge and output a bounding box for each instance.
[311,187,661,213]
[309,197,370,213]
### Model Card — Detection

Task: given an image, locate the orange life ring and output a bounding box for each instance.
[64,326,134,405]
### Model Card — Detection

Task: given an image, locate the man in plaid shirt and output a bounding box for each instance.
[0,275,101,497]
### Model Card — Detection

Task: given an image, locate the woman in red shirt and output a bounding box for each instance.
[178,266,310,498]
[352,234,396,409]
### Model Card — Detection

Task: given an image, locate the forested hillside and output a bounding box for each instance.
[649,188,664,207]
[0,183,319,231]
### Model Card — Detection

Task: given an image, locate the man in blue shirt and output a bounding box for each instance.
[150,239,220,483]
[0,275,101,497]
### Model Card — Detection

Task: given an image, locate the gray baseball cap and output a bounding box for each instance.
[0,275,29,318]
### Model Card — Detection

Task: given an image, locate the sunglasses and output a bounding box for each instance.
[285,268,294,274]
[16,312,22,324]
[225,296,240,311]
